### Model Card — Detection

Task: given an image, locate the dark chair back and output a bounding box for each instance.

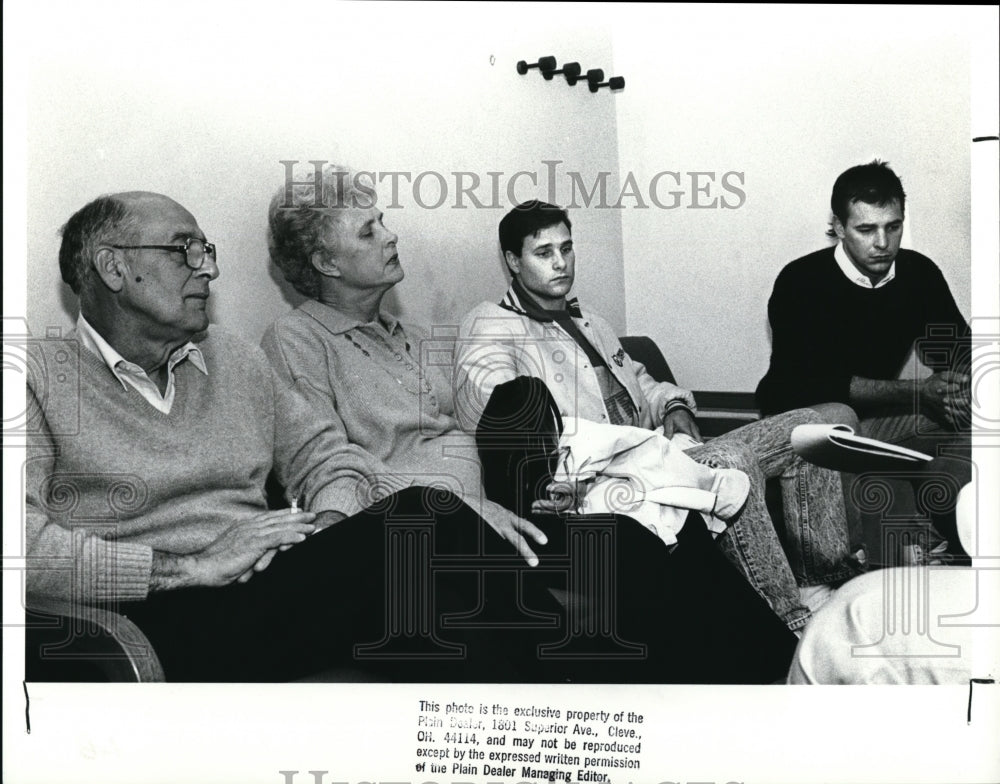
[619,335,677,384]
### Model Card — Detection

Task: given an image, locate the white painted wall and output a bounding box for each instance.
[25,2,626,340]
[19,3,986,395]
[614,5,975,391]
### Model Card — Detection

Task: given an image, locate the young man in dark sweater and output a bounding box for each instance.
[756,161,971,556]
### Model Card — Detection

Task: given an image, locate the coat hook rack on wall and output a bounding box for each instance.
[517,58,624,93]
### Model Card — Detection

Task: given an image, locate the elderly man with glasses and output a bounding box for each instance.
[24,191,554,682]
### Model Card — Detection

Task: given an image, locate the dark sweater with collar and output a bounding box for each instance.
[755,246,969,415]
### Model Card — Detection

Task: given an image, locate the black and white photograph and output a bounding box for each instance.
[4,2,999,783]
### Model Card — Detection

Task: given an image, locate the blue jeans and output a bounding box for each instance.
[686,408,861,631]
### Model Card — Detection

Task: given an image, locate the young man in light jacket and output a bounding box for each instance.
[454,200,863,632]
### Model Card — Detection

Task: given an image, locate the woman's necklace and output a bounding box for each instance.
[342,328,433,396]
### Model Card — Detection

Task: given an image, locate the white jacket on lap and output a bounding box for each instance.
[553,417,750,547]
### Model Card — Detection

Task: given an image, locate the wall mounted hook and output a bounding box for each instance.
[544,62,581,81]
[590,75,625,93]
[516,56,557,75]
[567,68,603,87]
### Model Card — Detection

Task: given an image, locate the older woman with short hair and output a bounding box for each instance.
[264,166,547,562]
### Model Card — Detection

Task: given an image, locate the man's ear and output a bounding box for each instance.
[504,250,522,276]
[93,247,125,292]
[832,216,847,240]
[310,250,341,278]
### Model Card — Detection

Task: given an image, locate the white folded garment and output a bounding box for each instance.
[553,417,750,546]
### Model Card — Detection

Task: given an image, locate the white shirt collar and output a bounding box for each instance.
[76,313,207,389]
[834,242,896,289]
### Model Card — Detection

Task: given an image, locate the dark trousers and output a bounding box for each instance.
[528,507,798,684]
[122,487,795,683]
[123,487,551,682]
[475,375,797,682]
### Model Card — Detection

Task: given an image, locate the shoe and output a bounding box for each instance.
[901,540,949,566]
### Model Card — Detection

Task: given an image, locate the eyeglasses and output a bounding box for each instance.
[111,237,217,270]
